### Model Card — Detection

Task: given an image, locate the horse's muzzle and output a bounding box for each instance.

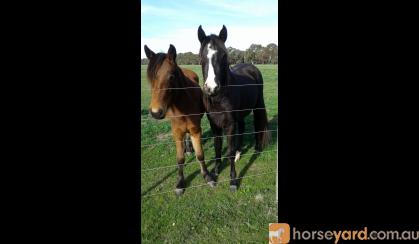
[203,85,219,96]
[149,108,165,120]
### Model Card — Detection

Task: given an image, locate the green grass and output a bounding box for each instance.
[141,64,278,243]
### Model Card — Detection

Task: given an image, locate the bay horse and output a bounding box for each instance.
[144,44,215,195]
[197,25,270,191]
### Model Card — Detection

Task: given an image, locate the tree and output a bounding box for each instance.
[140,43,277,65]
[245,44,264,64]
[266,43,278,64]
[141,58,149,65]
[227,47,245,65]
[177,52,200,65]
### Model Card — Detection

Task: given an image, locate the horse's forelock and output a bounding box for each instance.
[199,37,227,61]
[147,53,167,82]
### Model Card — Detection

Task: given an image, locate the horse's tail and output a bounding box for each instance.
[253,75,271,151]
[254,106,271,151]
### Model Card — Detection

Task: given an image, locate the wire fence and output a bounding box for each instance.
[141,87,278,198]
[141,129,278,148]
[141,171,276,198]
[140,108,274,121]
[141,149,277,172]
[141,83,276,92]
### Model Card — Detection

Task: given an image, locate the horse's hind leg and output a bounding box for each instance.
[190,127,215,187]
[235,120,245,163]
[173,131,186,196]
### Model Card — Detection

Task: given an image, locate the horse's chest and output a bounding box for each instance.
[204,96,235,126]
[207,108,234,128]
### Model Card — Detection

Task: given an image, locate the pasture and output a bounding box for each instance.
[141,64,278,243]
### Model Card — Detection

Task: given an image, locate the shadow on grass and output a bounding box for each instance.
[268,114,278,145]
[141,169,177,197]
[140,154,197,197]
[141,109,149,116]
[184,142,234,188]
[269,114,278,131]
[183,159,215,188]
[201,128,213,146]
[237,114,278,187]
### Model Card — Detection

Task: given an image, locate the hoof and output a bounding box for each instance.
[207,181,216,188]
[230,185,237,192]
[234,151,241,163]
[174,188,185,196]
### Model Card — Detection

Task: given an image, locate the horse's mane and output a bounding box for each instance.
[146,53,167,82]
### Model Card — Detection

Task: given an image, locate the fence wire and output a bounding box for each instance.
[141,129,277,148]
[141,171,276,198]
[141,108,273,121]
[142,83,272,92]
[141,149,277,172]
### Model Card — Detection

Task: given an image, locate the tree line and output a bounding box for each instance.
[141,43,278,65]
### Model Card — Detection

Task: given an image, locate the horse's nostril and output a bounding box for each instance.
[150,108,165,119]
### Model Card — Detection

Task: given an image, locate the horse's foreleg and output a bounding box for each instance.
[190,128,215,187]
[173,132,186,196]
[225,124,238,191]
[209,118,223,176]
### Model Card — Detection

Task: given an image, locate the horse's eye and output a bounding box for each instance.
[169,74,175,80]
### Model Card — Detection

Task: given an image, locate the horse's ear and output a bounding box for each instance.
[167,44,177,61]
[144,45,155,59]
[219,25,227,42]
[198,25,206,43]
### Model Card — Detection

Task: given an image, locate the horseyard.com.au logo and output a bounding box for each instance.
[269,223,290,244]
[268,224,419,242]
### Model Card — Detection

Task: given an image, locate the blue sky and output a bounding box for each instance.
[141,0,278,58]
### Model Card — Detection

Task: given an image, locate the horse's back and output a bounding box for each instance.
[181,68,199,84]
[229,63,264,114]
[230,63,263,85]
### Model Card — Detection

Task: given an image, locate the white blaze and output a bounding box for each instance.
[205,44,218,92]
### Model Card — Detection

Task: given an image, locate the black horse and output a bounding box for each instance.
[197,25,270,191]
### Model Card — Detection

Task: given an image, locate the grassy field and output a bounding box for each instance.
[141,64,278,243]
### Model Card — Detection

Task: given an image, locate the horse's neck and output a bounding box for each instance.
[222,69,234,87]
[169,70,194,111]
[218,70,234,95]
[204,70,235,110]
[175,67,188,86]
[205,91,231,110]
